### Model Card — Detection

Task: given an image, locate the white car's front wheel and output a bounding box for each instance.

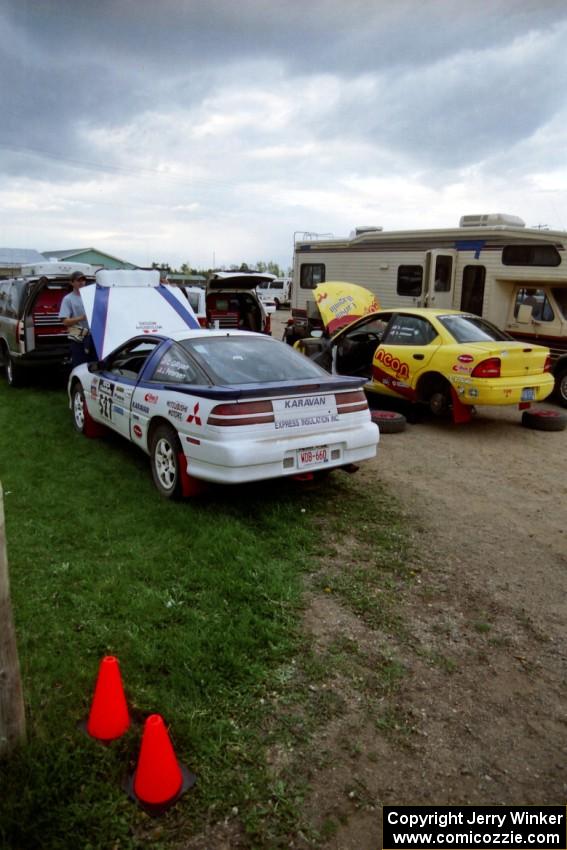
[150,424,184,499]
[72,383,87,433]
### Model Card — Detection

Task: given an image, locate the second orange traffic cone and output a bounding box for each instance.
[86,655,130,741]
[126,714,196,815]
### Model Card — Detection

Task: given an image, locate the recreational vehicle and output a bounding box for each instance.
[289,215,567,405]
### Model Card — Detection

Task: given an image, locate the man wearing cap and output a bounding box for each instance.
[59,271,94,367]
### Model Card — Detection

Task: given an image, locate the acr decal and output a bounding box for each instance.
[186,402,202,426]
[99,379,115,397]
[132,401,150,414]
[98,379,114,421]
[133,424,143,438]
[374,349,410,380]
[144,392,159,404]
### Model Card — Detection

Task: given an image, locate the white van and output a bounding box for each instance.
[257,277,292,309]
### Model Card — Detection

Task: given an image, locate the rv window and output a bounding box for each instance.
[434,256,453,292]
[551,288,567,320]
[460,266,486,315]
[513,288,554,322]
[502,245,561,267]
[300,264,325,289]
[397,266,423,297]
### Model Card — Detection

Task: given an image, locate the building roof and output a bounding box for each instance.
[42,247,136,267]
[0,248,46,266]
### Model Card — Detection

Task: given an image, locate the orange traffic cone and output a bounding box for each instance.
[85,656,130,741]
[126,714,196,815]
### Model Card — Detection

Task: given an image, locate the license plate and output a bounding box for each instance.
[297,446,329,468]
[521,388,535,401]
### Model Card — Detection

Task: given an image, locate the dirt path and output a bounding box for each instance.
[302,405,567,849]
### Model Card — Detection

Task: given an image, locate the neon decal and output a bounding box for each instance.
[374,349,410,380]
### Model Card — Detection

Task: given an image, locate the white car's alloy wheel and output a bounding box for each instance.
[154,436,177,490]
[73,387,85,432]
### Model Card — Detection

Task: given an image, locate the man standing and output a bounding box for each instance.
[59,271,93,367]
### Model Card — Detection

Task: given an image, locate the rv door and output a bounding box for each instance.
[424,251,456,310]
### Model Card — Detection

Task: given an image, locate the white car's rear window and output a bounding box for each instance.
[183,336,328,384]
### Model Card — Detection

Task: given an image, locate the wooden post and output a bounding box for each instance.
[0,482,26,756]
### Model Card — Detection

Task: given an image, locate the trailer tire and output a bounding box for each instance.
[553,367,567,408]
[370,409,407,433]
[521,408,567,432]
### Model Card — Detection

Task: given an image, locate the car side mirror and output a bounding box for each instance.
[310,330,324,338]
[516,304,533,324]
[87,360,104,373]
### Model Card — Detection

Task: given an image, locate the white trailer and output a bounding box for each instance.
[290,214,567,405]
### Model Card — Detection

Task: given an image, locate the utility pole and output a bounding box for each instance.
[0,483,26,756]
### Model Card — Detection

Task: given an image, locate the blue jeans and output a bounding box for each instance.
[69,334,95,368]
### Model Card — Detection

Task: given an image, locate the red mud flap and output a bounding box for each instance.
[83,410,107,438]
[449,387,473,424]
[292,472,315,481]
[178,453,207,497]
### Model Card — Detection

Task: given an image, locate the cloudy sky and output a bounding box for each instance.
[2,0,567,271]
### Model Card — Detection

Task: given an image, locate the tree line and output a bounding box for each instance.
[151,260,292,277]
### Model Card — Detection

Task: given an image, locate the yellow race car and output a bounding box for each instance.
[295,282,555,423]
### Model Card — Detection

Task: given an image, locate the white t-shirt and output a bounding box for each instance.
[59,291,88,329]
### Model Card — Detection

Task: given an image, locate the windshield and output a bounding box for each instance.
[552,288,567,320]
[181,336,330,384]
[438,314,513,343]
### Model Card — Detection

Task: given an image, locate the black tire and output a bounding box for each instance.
[427,382,451,417]
[521,408,567,432]
[554,368,567,409]
[6,356,23,387]
[150,423,184,499]
[71,383,88,433]
[370,409,407,434]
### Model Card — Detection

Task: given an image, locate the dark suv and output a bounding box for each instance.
[0,262,95,385]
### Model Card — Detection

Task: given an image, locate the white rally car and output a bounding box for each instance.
[68,270,379,497]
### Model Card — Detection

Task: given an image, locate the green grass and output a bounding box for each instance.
[0,377,412,849]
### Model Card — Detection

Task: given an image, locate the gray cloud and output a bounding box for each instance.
[1,0,566,264]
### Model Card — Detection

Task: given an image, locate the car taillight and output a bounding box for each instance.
[471,357,501,378]
[198,316,208,328]
[208,400,274,426]
[335,389,368,413]
[544,355,552,373]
